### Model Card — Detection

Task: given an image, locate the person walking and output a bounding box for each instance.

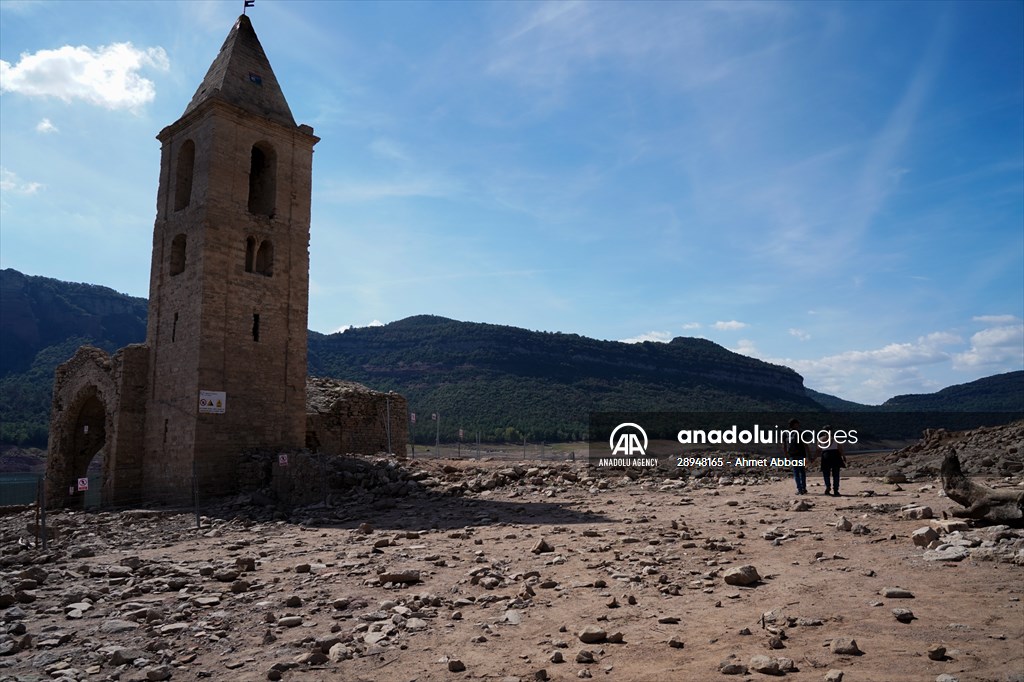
[819,425,846,496]
[783,418,809,495]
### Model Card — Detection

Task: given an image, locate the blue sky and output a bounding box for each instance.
[1,0,1022,405]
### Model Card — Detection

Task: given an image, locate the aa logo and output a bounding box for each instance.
[609,423,648,456]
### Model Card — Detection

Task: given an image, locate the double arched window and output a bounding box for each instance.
[245,236,273,276]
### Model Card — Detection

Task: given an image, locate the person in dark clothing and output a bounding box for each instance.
[784,418,809,494]
[818,425,846,496]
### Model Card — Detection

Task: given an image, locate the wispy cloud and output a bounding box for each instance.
[369,137,411,163]
[620,331,672,344]
[0,42,169,111]
[789,328,810,341]
[973,314,1019,324]
[713,320,748,331]
[318,175,461,203]
[35,118,58,134]
[0,168,43,195]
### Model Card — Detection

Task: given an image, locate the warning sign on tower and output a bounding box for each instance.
[199,390,227,414]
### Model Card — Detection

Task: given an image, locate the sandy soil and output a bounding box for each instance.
[1,459,1022,682]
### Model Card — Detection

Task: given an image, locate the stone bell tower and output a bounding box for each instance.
[142,14,319,498]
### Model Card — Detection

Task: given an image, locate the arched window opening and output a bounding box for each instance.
[247,142,277,216]
[255,239,274,276]
[173,139,195,211]
[169,233,187,276]
[245,236,256,273]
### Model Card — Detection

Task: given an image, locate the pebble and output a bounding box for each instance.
[578,626,606,644]
[882,588,914,599]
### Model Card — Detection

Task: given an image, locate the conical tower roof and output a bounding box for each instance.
[182,14,296,128]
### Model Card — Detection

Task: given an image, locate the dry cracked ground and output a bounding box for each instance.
[1,452,1022,682]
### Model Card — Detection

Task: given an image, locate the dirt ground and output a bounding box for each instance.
[1,456,1022,682]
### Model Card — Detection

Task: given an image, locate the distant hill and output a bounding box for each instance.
[882,371,1024,411]
[1,268,1021,447]
[308,315,821,442]
[804,387,871,411]
[0,270,148,446]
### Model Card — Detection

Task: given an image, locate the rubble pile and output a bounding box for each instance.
[865,420,1024,480]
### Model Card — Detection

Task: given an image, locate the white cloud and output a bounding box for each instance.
[681,322,701,330]
[332,320,385,334]
[620,331,672,344]
[788,328,810,341]
[768,331,968,404]
[732,339,759,356]
[0,42,169,111]
[35,118,58,134]
[953,322,1024,369]
[712,320,748,331]
[0,167,42,195]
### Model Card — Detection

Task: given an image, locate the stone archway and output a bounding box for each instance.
[53,389,110,508]
[46,344,149,509]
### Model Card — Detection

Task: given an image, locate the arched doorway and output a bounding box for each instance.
[65,394,107,508]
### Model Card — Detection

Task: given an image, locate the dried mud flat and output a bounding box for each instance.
[2,458,1022,682]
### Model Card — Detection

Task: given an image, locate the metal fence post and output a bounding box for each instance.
[39,476,47,551]
[192,456,200,530]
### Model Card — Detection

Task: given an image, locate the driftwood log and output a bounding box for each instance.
[941,449,1024,524]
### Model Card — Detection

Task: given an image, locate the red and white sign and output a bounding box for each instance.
[77,478,89,492]
[278,453,289,467]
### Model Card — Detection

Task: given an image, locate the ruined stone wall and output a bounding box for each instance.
[46,344,149,507]
[305,377,408,458]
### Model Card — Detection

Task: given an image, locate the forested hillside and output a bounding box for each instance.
[2,269,1020,448]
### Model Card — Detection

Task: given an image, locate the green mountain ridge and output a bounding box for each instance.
[2,269,1021,446]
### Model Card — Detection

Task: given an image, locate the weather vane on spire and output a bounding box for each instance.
[243,0,254,14]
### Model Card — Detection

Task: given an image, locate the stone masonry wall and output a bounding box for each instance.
[305,377,408,458]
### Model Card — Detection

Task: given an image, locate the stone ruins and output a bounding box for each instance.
[45,14,406,508]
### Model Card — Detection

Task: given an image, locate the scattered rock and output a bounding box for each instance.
[830,638,861,656]
[912,527,940,547]
[718,655,748,675]
[892,608,916,623]
[723,565,760,586]
[532,539,555,554]
[749,654,780,674]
